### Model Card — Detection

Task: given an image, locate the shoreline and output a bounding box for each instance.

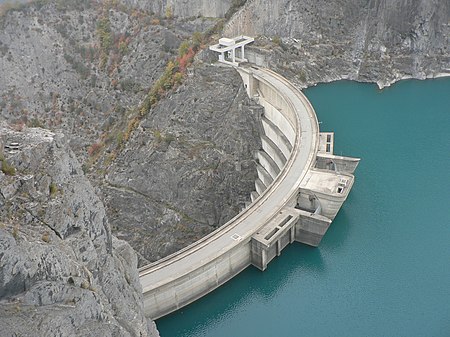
[376,72,450,89]
[299,71,450,91]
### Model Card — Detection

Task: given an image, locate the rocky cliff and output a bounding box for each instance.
[0,0,216,156]
[101,63,261,264]
[0,124,158,336]
[0,0,261,265]
[224,0,450,87]
[120,0,234,18]
[0,2,261,333]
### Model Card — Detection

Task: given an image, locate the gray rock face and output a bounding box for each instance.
[101,64,262,265]
[0,0,259,290]
[119,0,233,18]
[0,125,158,337]
[0,1,215,157]
[225,0,450,87]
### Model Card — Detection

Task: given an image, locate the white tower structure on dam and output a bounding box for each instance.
[209,36,254,66]
[139,37,360,320]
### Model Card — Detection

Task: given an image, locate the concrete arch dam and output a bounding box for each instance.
[139,65,360,319]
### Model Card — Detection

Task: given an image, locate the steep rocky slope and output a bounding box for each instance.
[0,0,259,266]
[225,0,450,87]
[0,0,216,157]
[120,0,234,18]
[0,124,158,336]
[101,64,261,264]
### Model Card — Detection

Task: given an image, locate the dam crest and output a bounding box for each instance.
[139,37,360,319]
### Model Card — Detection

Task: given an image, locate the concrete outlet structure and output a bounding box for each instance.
[139,38,360,319]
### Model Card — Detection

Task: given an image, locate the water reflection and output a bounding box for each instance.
[321,208,351,252]
[157,243,326,336]
[255,243,326,300]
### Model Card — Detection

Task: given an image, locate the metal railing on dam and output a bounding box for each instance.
[139,65,358,319]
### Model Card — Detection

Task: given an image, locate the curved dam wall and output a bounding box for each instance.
[242,67,300,201]
[139,66,358,319]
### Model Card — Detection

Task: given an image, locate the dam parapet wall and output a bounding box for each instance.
[139,62,359,318]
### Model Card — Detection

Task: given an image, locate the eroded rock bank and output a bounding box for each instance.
[224,0,450,88]
[0,124,158,337]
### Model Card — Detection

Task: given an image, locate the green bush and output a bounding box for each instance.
[165,5,173,19]
[192,31,203,50]
[119,40,128,54]
[49,183,58,197]
[153,129,163,142]
[173,72,184,84]
[97,16,112,52]
[178,41,190,57]
[164,133,176,144]
[1,157,15,176]
[272,36,281,46]
[116,132,124,149]
[298,69,307,83]
[28,118,44,128]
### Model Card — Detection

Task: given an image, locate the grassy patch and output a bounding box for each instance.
[96,15,112,69]
[153,129,176,145]
[298,69,307,83]
[0,154,15,176]
[12,224,19,239]
[272,36,281,46]
[49,183,58,197]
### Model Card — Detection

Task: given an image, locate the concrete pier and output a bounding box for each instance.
[139,61,359,319]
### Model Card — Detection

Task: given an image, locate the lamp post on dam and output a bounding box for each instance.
[138,36,360,319]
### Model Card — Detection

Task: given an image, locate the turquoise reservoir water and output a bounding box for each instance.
[157,78,450,337]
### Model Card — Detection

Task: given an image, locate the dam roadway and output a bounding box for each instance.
[139,66,353,319]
